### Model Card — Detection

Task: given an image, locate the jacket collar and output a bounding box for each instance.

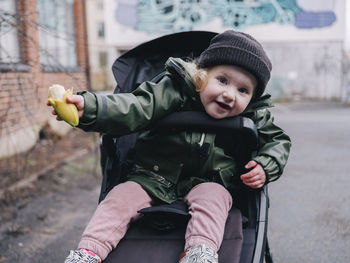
[165,57,198,97]
[243,94,274,114]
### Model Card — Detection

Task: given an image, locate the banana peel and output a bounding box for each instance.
[47,84,79,127]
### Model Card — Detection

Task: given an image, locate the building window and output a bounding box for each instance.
[99,51,107,68]
[97,22,104,38]
[37,0,77,69]
[0,0,21,64]
[97,1,103,10]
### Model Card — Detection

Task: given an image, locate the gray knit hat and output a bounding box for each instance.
[197,30,272,98]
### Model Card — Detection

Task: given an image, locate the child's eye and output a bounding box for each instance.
[218,77,228,85]
[238,88,249,94]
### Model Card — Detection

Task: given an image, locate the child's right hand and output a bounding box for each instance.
[48,94,84,121]
[66,95,85,118]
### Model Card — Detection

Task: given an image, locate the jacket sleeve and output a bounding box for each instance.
[251,109,291,183]
[77,75,185,136]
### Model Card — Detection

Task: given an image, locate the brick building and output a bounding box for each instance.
[0,0,90,157]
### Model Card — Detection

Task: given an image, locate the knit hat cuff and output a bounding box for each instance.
[198,46,271,98]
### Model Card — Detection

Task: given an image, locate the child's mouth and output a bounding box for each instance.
[216,101,231,110]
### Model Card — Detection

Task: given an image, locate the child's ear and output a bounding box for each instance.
[249,83,258,101]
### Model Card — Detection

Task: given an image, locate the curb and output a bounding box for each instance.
[0,148,90,201]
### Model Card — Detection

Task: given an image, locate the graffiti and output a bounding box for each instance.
[314,46,339,75]
[115,0,337,34]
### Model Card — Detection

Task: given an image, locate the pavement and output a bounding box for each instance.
[0,151,101,263]
[0,101,349,262]
[268,101,350,263]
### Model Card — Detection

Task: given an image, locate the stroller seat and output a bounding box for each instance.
[104,204,243,263]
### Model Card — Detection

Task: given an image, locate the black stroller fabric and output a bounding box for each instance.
[112,31,217,93]
[104,208,243,263]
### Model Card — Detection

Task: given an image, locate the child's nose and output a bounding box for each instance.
[222,90,235,102]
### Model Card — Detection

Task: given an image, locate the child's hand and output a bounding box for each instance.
[48,95,84,120]
[240,160,266,189]
[66,95,84,118]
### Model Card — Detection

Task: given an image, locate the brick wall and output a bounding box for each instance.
[0,0,90,157]
[91,71,110,91]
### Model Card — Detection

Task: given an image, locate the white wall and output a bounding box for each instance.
[105,0,345,44]
[87,0,108,73]
[264,41,343,100]
[345,0,350,52]
[104,0,347,100]
[86,0,116,90]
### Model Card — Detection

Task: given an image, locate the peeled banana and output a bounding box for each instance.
[47,84,79,127]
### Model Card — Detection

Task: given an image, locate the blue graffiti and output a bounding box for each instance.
[295,11,336,29]
[115,0,337,34]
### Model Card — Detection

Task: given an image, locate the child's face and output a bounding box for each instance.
[199,65,257,119]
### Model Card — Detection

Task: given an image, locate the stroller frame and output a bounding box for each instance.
[98,31,273,263]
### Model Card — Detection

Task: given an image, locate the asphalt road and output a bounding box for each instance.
[268,101,350,263]
[0,101,349,263]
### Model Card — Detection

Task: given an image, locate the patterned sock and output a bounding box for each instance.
[64,249,101,263]
[79,249,101,263]
[179,244,218,263]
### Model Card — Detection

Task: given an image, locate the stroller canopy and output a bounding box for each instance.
[112,31,217,93]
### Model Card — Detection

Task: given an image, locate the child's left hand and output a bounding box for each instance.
[240,160,266,189]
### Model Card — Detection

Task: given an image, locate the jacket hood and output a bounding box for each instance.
[165,57,199,98]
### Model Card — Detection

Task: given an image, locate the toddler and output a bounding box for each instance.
[51,30,291,263]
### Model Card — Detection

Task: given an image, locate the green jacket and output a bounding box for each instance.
[78,58,291,203]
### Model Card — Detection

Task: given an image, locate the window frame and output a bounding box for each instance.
[97,22,105,38]
[37,0,80,72]
[0,0,30,72]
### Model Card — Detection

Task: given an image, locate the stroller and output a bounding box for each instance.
[98,31,273,263]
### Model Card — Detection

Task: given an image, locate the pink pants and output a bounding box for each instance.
[78,181,232,260]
